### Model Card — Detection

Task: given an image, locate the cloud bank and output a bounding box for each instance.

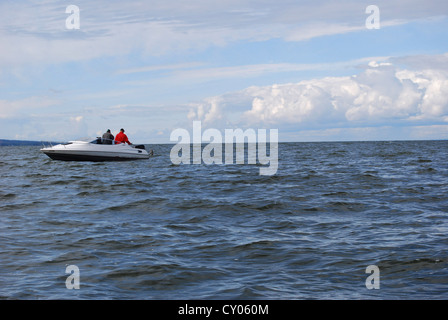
[187,53,448,140]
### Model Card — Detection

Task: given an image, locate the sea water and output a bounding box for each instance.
[0,141,447,299]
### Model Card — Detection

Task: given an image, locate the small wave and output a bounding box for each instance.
[0,193,17,199]
[417,167,436,173]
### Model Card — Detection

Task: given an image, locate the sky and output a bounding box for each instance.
[0,0,448,143]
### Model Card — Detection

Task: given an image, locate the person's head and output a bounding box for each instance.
[107,129,111,133]
[120,128,125,133]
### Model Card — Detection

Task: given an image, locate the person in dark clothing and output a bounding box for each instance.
[102,129,114,144]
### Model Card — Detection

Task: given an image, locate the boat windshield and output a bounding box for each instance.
[90,138,102,144]
[90,137,123,145]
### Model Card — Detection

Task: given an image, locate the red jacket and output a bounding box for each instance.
[115,132,131,145]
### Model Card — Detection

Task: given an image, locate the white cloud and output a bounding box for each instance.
[1,0,446,69]
[123,57,390,90]
[116,62,206,75]
[0,96,60,119]
[70,115,83,123]
[187,53,448,138]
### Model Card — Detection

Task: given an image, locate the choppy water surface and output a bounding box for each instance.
[0,141,447,299]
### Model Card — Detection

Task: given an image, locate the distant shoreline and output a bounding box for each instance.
[0,138,446,146]
[0,139,57,146]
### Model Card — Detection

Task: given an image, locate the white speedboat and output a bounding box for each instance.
[41,138,151,161]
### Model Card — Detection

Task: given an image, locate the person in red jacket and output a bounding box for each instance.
[115,128,132,145]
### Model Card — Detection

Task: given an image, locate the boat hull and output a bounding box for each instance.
[41,140,150,161]
[42,151,148,161]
